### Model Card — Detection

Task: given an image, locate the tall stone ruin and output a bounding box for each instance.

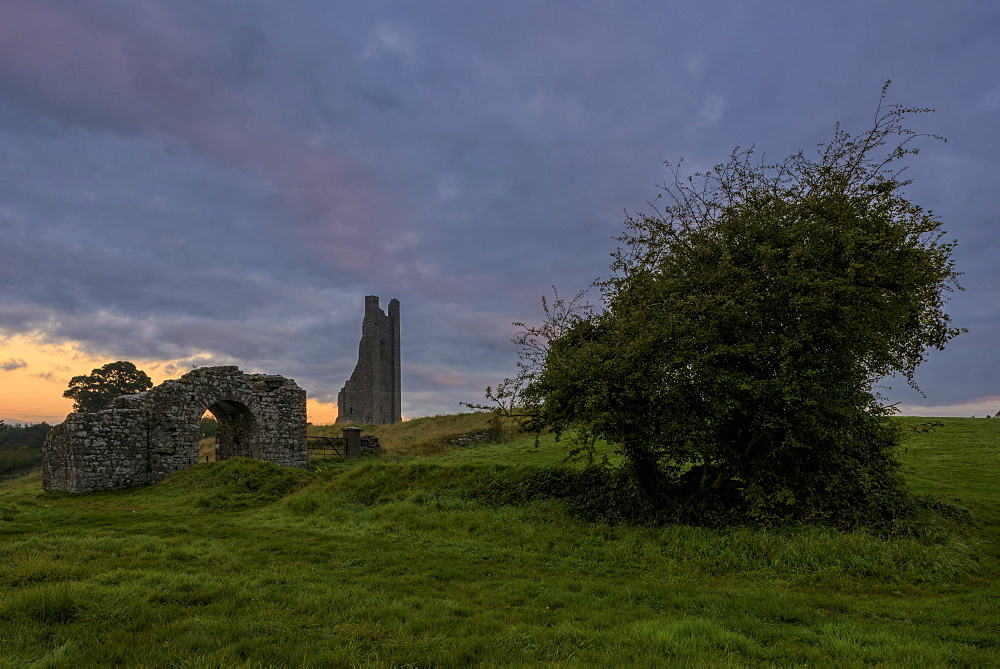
[336,296,401,425]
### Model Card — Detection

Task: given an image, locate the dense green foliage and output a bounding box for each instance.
[0,416,997,665]
[0,421,50,452]
[515,88,962,525]
[0,421,50,476]
[63,360,153,413]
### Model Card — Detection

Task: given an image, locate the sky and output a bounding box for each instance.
[1,0,998,424]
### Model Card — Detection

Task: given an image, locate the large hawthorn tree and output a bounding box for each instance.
[517,87,963,524]
[64,361,153,413]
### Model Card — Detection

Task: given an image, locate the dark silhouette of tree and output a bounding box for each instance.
[63,361,153,413]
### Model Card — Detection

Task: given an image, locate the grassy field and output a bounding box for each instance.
[0,415,997,665]
[309,411,513,457]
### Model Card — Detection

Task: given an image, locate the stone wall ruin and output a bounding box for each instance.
[337,296,401,425]
[43,366,307,493]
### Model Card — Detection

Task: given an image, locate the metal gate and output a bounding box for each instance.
[307,435,346,461]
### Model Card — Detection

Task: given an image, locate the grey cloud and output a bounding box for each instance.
[1,0,998,417]
[1,359,27,372]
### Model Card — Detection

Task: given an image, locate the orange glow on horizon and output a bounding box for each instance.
[306,398,338,425]
[0,333,123,423]
[1,332,340,425]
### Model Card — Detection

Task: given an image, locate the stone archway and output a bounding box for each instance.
[205,399,258,460]
[43,366,307,493]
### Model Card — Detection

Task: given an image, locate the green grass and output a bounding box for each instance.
[313,410,521,456]
[313,410,622,466]
[1,417,998,665]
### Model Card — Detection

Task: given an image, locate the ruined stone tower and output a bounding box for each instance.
[336,296,401,425]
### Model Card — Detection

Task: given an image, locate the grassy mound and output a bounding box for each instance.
[154,457,311,510]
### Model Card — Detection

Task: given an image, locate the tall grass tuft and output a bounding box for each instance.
[2,584,81,624]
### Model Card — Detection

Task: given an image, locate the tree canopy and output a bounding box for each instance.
[0,421,51,452]
[503,86,962,525]
[63,361,153,413]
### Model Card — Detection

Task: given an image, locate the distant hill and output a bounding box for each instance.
[0,418,32,427]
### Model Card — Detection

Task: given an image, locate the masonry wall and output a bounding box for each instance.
[43,366,308,493]
[42,408,150,492]
[337,296,401,425]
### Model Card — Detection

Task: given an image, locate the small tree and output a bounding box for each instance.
[63,361,153,413]
[515,84,963,525]
[201,415,218,438]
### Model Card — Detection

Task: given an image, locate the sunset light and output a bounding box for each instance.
[0,332,340,425]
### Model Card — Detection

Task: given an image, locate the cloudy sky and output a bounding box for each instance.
[1,0,998,423]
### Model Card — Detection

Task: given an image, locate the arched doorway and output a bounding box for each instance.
[204,399,260,461]
[199,410,218,463]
